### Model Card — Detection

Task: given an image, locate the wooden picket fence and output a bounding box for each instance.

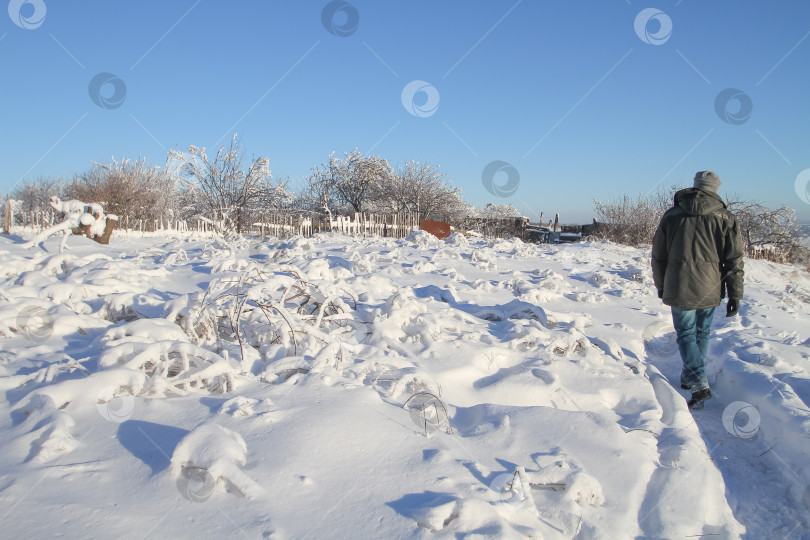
[129,212,417,239]
[327,212,418,239]
[12,207,419,240]
[17,210,56,232]
[15,210,193,234]
[747,245,789,264]
[246,212,418,240]
[252,214,313,238]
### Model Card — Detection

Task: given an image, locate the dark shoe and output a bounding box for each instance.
[687,388,712,409]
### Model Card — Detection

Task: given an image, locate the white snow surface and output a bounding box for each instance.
[1,231,809,539]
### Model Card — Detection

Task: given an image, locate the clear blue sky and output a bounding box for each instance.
[2,0,809,223]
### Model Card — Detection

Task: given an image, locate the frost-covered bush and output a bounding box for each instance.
[593,189,810,265]
[166,265,358,384]
[67,157,177,228]
[592,192,669,247]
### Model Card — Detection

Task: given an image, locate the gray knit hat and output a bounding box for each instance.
[694,171,721,193]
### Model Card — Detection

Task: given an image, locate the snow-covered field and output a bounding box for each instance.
[1,230,809,539]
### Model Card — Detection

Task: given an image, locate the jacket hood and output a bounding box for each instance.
[673,188,726,216]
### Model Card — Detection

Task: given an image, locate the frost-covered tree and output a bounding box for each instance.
[169,134,274,234]
[255,176,295,214]
[477,203,523,219]
[457,203,526,238]
[315,150,393,214]
[433,193,474,227]
[303,154,468,224]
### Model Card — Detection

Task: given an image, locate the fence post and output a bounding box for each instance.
[2,197,11,235]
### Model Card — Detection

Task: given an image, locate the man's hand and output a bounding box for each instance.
[726,298,739,317]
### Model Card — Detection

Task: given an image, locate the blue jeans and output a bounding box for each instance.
[671,306,715,391]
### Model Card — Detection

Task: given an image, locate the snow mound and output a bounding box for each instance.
[0,232,808,538]
[445,232,469,246]
[406,229,441,247]
[171,422,264,500]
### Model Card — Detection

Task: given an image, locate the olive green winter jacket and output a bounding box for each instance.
[651,188,744,309]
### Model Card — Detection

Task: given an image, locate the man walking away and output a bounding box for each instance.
[651,171,745,409]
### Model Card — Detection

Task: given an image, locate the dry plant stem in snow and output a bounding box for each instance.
[198,267,351,368]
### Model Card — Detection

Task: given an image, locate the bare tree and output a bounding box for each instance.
[67,157,176,227]
[11,177,65,223]
[373,161,462,220]
[301,164,349,220]
[169,134,273,233]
